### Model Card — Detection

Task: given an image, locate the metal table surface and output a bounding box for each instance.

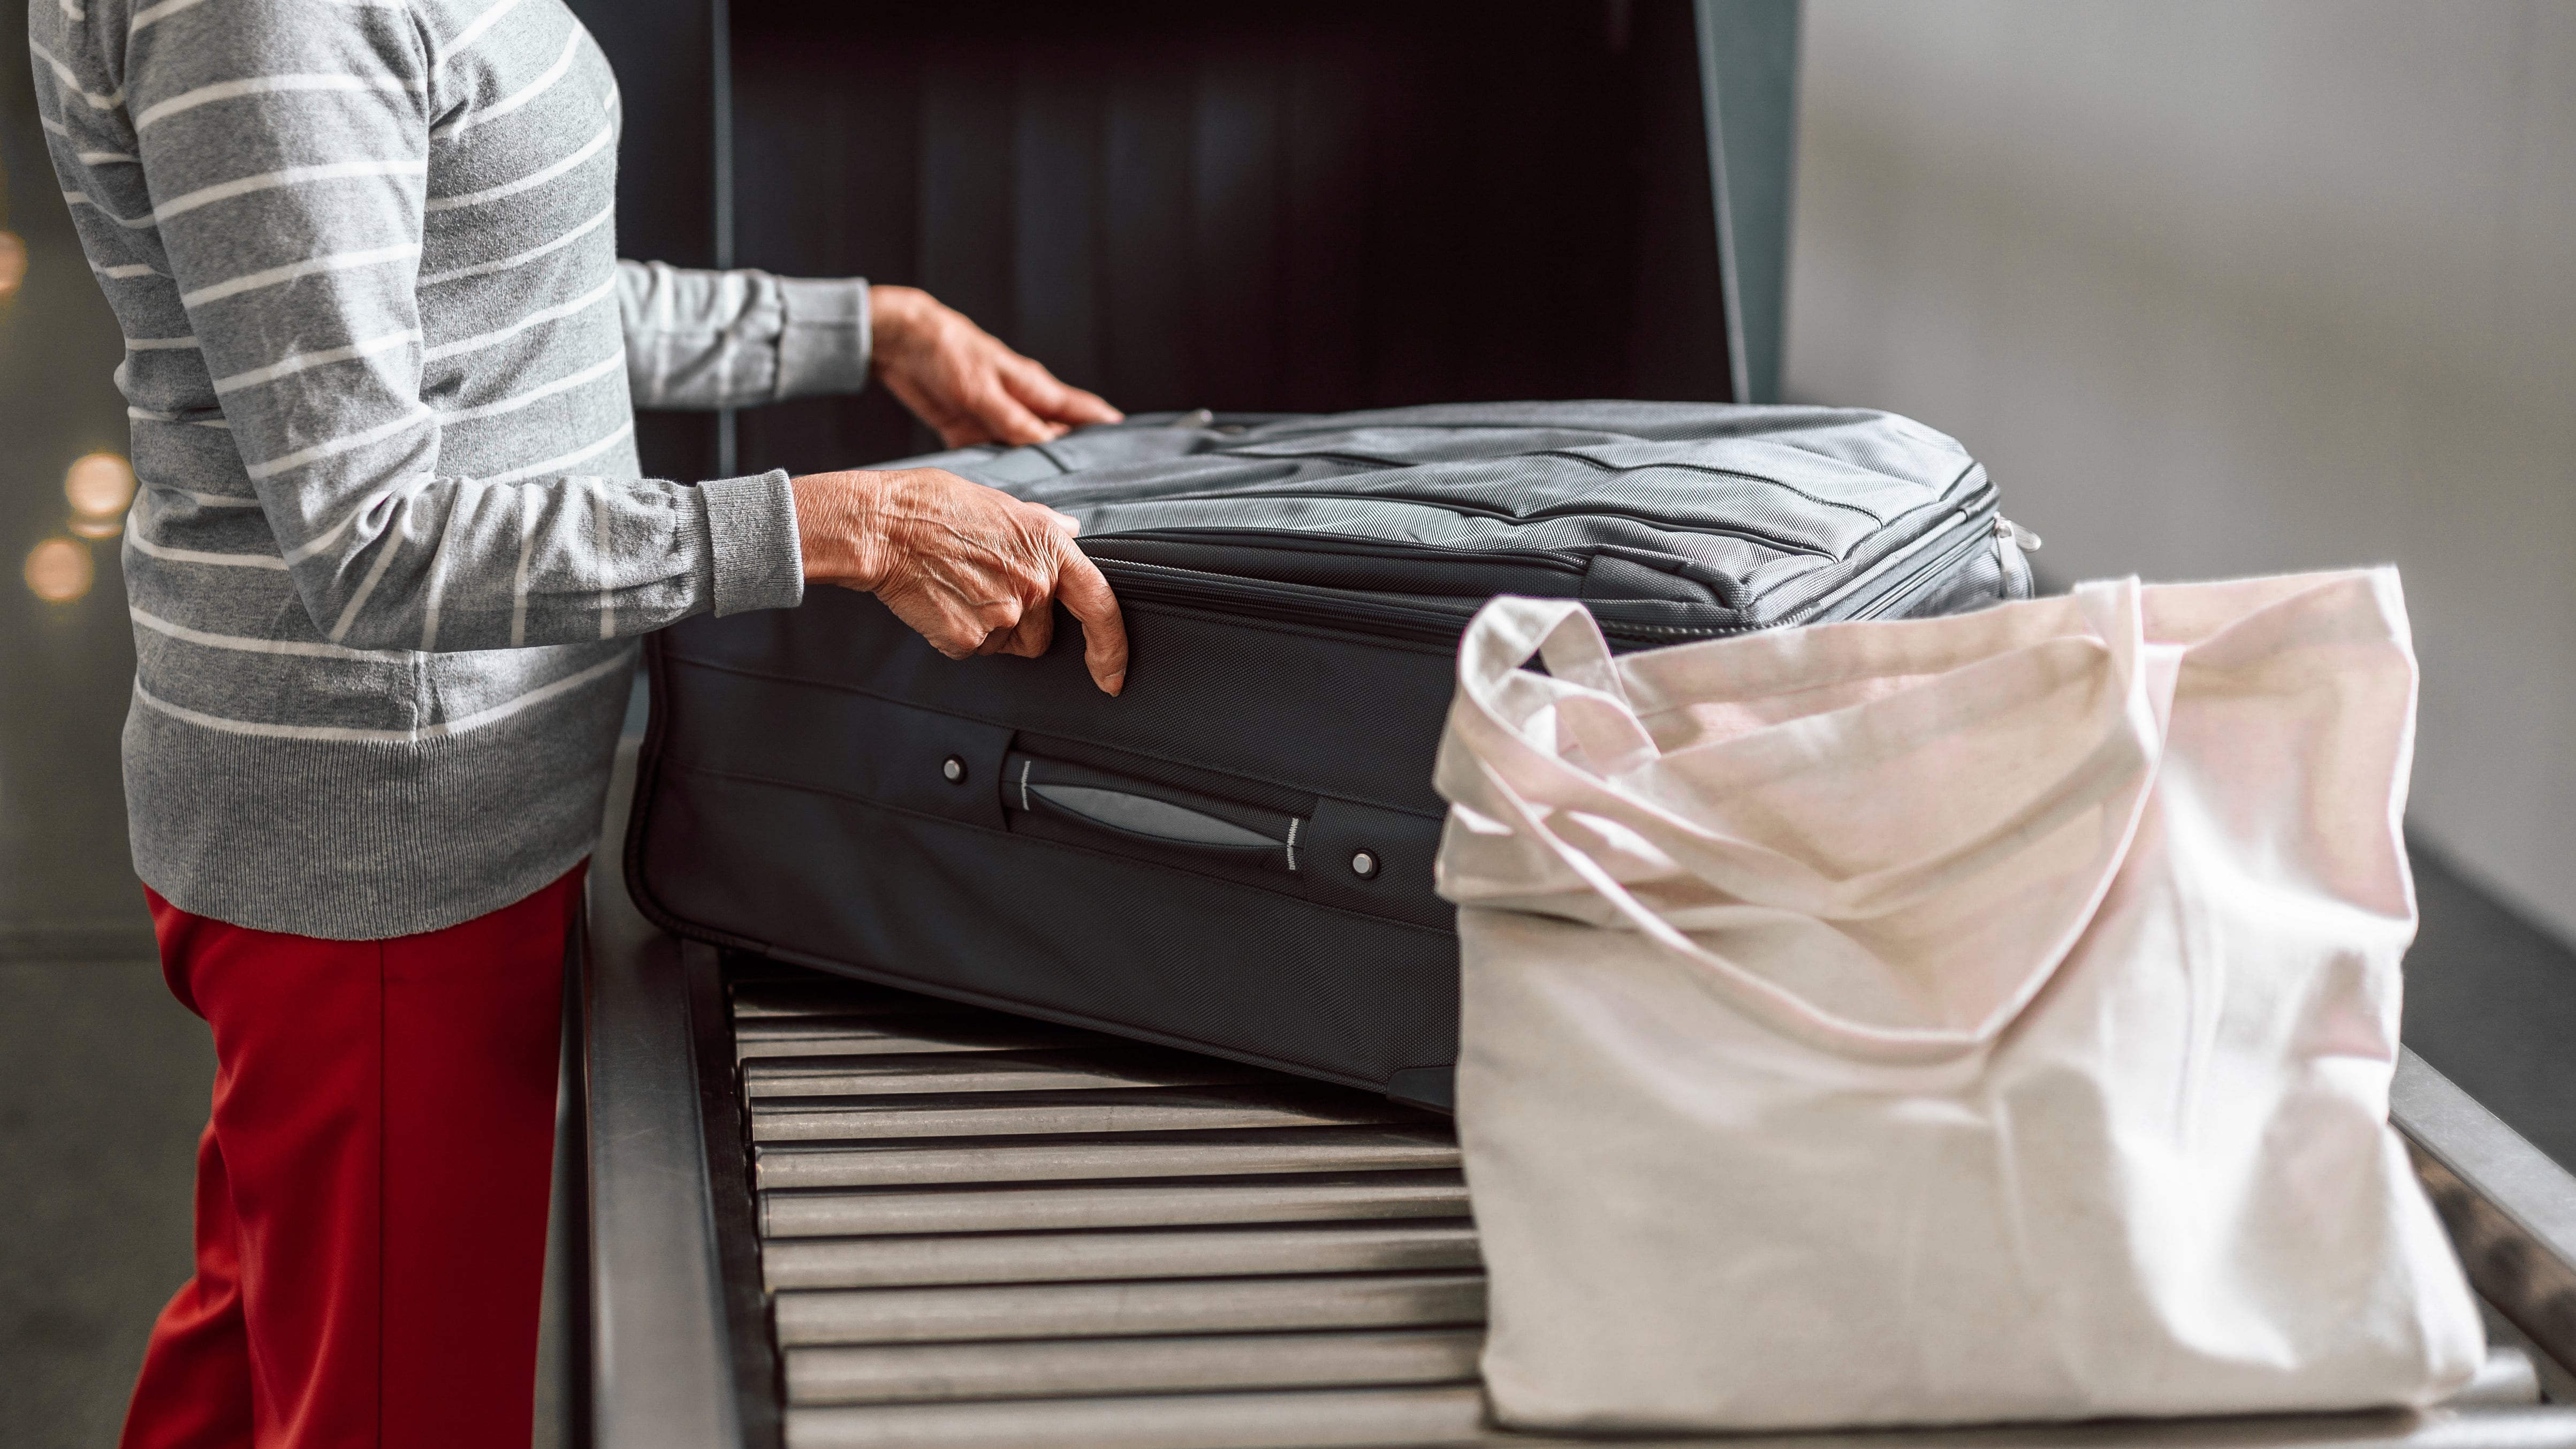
[583,747,2576,1449]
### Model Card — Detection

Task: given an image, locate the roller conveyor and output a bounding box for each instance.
[754,1130,1463,1192]
[762,1173,1472,1240]
[731,963,1500,1447]
[759,1225,1485,1292]
[581,751,2576,1449]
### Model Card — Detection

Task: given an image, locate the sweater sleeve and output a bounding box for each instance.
[618,260,873,409]
[112,0,802,653]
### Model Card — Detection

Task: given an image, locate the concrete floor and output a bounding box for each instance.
[0,958,582,1449]
[0,959,212,1447]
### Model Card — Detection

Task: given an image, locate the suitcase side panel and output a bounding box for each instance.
[639,762,1460,1094]
[629,595,1466,1094]
[665,588,1464,817]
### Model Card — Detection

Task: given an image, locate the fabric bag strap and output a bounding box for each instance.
[1442,594,2168,1060]
[1449,596,2160,917]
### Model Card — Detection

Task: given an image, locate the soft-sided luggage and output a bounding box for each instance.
[626,401,2035,1107]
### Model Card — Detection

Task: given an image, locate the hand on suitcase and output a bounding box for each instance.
[870,285,1121,447]
[791,467,1129,695]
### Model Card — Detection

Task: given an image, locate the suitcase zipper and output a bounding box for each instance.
[1090,527,1594,582]
[1138,483,1841,560]
[1099,559,1765,649]
[1521,488,2009,640]
[1094,560,1495,647]
[1845,510,2011,621]
[1092,492,2008,650]
[1192,444,1890,543]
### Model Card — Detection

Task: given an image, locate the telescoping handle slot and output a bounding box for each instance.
[1026,784,1277,853]
[1003,751,1306,873]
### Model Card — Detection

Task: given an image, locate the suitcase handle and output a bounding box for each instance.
[1027,784,1279,852]
[1004,752,1304,872]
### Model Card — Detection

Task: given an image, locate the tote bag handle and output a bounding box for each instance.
[1443,595,2165,1062]
[1450,595,2162,919]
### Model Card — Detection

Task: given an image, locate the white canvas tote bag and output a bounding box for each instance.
[1433,572,2482,1432]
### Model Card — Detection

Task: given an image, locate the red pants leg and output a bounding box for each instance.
[121,864,585,1449]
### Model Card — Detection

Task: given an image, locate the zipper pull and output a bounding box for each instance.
[1993,516,2042,551]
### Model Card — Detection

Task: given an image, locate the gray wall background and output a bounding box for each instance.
[1789,1,2576,943]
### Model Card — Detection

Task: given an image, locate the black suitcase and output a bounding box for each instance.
[627,402,2034,1108]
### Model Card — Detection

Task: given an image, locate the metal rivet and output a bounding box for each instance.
[1350,850,1379,879]
[941,756,967,784]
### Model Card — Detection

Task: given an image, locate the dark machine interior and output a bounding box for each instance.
[580,0,1784,481]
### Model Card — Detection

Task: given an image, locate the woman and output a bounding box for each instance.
[32,0,1128,1442]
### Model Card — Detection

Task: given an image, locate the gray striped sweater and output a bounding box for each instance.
[31,0,861,938]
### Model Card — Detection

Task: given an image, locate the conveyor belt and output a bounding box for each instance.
[583,740,2576,1449]
[728,965,1485,1449]
[713,959,2567,1449]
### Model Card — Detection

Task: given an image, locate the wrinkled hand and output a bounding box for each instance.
[793,467,1127,695]
[871,285,1122,447]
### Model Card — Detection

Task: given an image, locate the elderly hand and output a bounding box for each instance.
[870,285,1122,447]
[792,467,1128,695]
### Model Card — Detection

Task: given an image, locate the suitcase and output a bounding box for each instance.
[626,401,2035,1108]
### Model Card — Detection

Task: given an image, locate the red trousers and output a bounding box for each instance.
[122,864,584,1449]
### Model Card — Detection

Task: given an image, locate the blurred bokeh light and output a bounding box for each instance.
[65,452,136,538]
[0,230,25,302]
[24,537,95,604]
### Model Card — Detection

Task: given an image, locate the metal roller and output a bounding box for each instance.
[781,1383,1491,1449]
[738,1019,1092,1061]
[772,1332,2570,1449]
[772,1271,1488,1346]
[736,1013,997,1042]
[754,1127,1462,1190]
[761,1171,1471,1239]
[743,1049,1266,1099]
[761,1222,1483,1291]
[785,1326,1484,1406]
[777,1399,2576,1449]
[777,1348,2558,1449]
[735,984,963,1020]
[750,1086,1423,1144]
[787,1345,2545,1430]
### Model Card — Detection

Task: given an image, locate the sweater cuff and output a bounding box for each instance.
[773,276,872,401]
[701,469,806,616]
